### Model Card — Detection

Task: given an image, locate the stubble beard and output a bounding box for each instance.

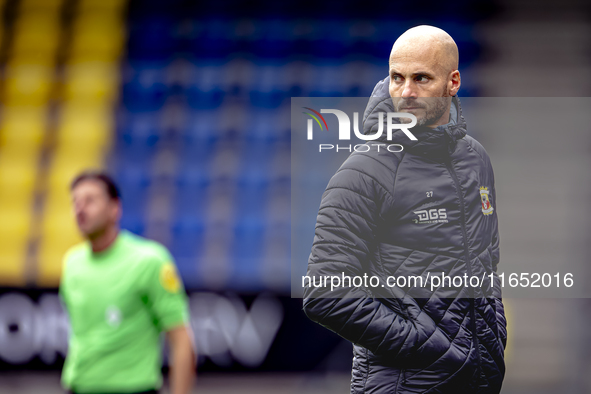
[392,85,450,127]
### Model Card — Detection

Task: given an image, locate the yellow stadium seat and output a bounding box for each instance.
[52,140,107,160]
[37,244,78,286]
[0,161,38,222]
[11,28,61,59]
[0,106,47,147]
[43,188,70,211]
[0,143,40,158]
[43,187,76,218]
[13,12,60,36]
[0,253,28,286]
[56,103,113,149]
[0,207,32,286]
[0,205,33,240]
[72,12,125,35]
[51,141,107,167]
[69,28,125,62]
[0,192,35,214]
[37,206,84,286]
[0,188,34,209]
[11,13,60,62]
[62,62,119,103]
[19,0,64,13]
[46,149,105,203]
[48,164,105,196]
[0,153,39,196]
[0,209,32,242]
[0,141,41,162]
[68,52,120,64]
[77,0,127,14]
[4,63,54,106]
[9,53,56,68]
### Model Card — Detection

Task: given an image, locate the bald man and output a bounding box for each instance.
[388,26,461,127]
[304,26,506,394]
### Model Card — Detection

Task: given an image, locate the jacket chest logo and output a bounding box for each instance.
[413,208,448,224]
[479,187,494,215]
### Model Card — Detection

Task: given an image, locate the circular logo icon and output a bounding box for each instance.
[105,306,122,328]
[160,262,181,293]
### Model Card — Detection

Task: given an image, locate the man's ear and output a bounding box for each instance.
[113,199,123,222]
[449,70,461,96]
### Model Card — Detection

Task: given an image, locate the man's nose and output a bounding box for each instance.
[401,81,418,99]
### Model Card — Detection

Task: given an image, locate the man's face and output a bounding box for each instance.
[71,180,119,239]
[388,47,457,127]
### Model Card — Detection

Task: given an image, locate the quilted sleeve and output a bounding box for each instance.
[490,180,507,348]
[302,152,442,359]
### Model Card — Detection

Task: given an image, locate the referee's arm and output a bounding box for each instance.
[166,324,197,394]
[144,255,196,394]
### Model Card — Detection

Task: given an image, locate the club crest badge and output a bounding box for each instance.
[479,187,494,215]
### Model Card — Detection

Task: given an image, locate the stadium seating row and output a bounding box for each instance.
[0,0,126,286]
[0,0,483,291]
[122,60,387,110]
[126,17,482,64]
[37,0,125,286]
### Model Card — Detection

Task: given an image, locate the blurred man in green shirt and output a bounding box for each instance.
[59,171,196,394]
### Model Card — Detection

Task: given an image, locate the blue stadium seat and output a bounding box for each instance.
[249,19,295,59]
[114,156,152,190]
[113,128,160,163]
[182,109,222,146]
[170,215,205,276]
[244,108,289,143]
[117,111,162,147]
[185,63,226,109]
[116,0,488,293]
[236,143,273,190]
[234,181,268,221]
[170,180,208,289]
[128,0,185,15]
[185,19,235,60]
[112,148,152,238]
[170,216,206,254]
[174,173,210,219]
[248,64,289,108]
[437,22,482,67]
[172,169,209,281]
[308,63,346,97]
[117,182,148,236]
[127,16,178,62]
[309,19,351,60]
[229,216,265,290]
[119,212,146,236]
[122,62,169,112]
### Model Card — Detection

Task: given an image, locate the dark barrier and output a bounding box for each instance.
[0,289,348,373]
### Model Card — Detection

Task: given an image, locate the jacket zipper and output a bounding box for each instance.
[445,159,482,379]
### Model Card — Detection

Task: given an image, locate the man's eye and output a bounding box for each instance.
[391,75,402,82]
[416,76,429,82]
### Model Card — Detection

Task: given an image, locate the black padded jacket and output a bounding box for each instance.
[303,78,507,394]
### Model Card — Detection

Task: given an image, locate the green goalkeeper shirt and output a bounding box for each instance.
[59,230,189,393]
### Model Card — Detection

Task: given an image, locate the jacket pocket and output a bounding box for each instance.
[400,327,475,393]
[404,325,473,381]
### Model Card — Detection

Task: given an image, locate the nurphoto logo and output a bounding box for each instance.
[303,107,418,153]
